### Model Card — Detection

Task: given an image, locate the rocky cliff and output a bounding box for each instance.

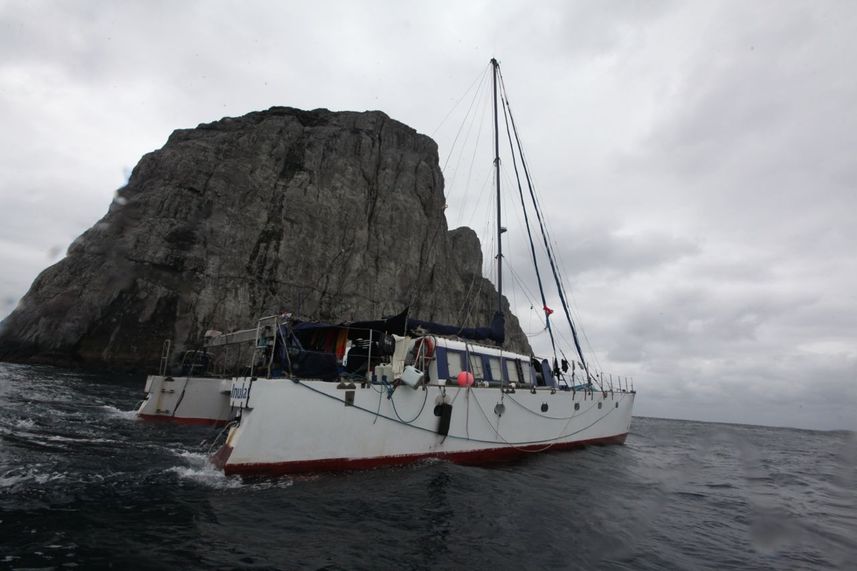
[0,107,530,368]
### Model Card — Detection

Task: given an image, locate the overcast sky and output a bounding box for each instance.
[1,0,855,430]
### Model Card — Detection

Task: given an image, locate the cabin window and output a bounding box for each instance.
[487,357,502,383]
[446,350,466,377]
[504,359,519,384]
[505,359,525,385]
[468,353,484,380]
[520,361,534,386]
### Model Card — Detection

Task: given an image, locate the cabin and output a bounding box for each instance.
[369,335,558,389]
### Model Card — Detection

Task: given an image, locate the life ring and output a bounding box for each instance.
[412,337,435,361]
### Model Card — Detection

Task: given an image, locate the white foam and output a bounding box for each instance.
[173,449,210,464]
[36,434,119,445]
[167,465,244,489]
[101,405,139,421]
[167,449,243,489]
[0,469,67,489]
[251,477,296,490]
[0,474,25,488]
[167,449,294,490]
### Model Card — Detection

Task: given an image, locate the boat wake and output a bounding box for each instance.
[167,450,244,489]
[100,405,140,421]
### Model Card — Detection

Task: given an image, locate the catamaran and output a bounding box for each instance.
[136,59,636,475]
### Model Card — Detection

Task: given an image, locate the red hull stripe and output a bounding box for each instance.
[137,413,229,427]
[216,433,628,476]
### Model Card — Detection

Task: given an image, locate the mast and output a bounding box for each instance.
[492,57,503,315]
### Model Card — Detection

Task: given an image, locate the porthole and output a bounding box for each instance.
[598,402,602,409]
[615,402,619,408]
[574,402,580,411]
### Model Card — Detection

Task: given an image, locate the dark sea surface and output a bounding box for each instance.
[0,363,854,570]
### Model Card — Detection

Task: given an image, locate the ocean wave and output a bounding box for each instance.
[13,418,35,429]
[30,434,121,445]
[0,468,67,490]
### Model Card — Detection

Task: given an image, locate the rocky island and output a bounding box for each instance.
[0,107,529,369]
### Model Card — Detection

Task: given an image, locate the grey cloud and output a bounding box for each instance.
[499,223,700,288]
[556,227,699,277]
[615,4,857,251]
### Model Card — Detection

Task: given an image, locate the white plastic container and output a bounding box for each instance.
[400,365,424,388]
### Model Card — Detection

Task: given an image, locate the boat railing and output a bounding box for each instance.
[159,339,172,376]
[178,350,210,376]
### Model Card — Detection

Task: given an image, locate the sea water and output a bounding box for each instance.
[1,363,854,569]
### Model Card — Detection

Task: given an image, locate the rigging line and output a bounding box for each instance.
[448,82,491,214]
[578,327,603,372]
[404,220,448,313]
[431,64,490,137]
[479,195,496,280]
[498,69,595,388]
[492,84,585,349]
[498,163,532,266]
[545,246,604,373]
[553,328,601,378]
[405,91,489,312]
[547,245,604,372]
[455,107,491,218]
[500,86,558,364]
[453,266,481,329]
[452,230,490,333]
[441,65,490,176]
[522,325,549,338]
[456,270,487,333]
[499,122,600,374]
[504,259,539,308]
[463,165,495,229]
[462,89,490,209]
[405,66,500,335]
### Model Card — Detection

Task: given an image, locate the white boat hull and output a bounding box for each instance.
[213,378,635,475]
[136,375,235,425]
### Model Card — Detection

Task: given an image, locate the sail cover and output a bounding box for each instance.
[351,308,506,345]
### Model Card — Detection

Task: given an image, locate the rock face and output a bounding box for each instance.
[0,107,531,369]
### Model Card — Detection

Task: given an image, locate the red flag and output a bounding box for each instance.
[543,305,554,316]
